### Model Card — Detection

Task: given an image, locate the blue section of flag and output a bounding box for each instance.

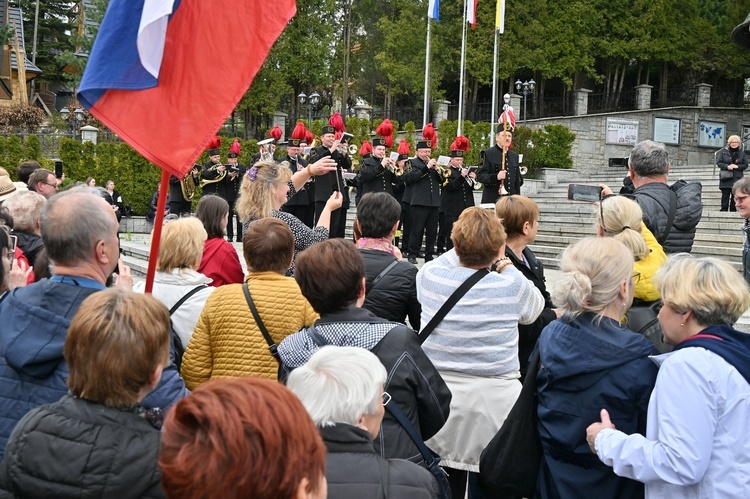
[79,0,181,107]
[428,0,440,22]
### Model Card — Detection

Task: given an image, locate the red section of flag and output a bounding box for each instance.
[88,0,296,178]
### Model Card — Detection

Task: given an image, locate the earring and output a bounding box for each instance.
[680,323,685,327]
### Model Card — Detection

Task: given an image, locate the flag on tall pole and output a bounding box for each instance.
[77,0,295,292]
[496,0,506,32]
[468,0,478,28]
[428,0,440,21]
[424,0,439,127]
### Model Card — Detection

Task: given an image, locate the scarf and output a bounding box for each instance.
[355,237,397,255]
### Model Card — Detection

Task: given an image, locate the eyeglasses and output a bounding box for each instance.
[382,391,392,406]
[736,194,750,204]
[40,182,59,190]
[632,272,641,284]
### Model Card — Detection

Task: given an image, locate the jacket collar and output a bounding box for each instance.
[317,306,387,325]
[319,423,377,455]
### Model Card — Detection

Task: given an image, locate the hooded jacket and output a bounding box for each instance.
[0,279,189,459]
[360,249,421,330]
[535,313,659,499]
[633,180,702,254]
[197,237,244,287]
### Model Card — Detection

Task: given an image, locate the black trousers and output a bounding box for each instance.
[437,214,458,252]
[721,188,737,212]
[233,212,244,242]
[400,202,412,252]
[408,205,439,258]
[225,207,235,241]
[315,202,346,238]
[169,200,192,216]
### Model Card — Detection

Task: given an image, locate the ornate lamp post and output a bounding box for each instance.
[297,91,321,124]
[514,79,536,124]
[60,107,85,139]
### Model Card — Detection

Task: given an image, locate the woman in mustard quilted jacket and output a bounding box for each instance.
[181,218,318,385]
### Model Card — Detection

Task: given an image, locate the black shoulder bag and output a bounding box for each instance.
[418,269,489,344]
[168,284,208,370]
[242,283,280,362]
[478,349,542,497]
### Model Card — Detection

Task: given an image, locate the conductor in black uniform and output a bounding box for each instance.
[437,140,476,253]
[201,145,236,240]
[226,144,246,242]
[309,125,351,238]
[359,137,401,198]
[403,139,441,264]
[280,138,314,228]
[477,129,522,204]
[168,165,199,216]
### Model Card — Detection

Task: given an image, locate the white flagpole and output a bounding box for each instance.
[490,28,499,147]
[457,0,468,136]
[423,18,432,128]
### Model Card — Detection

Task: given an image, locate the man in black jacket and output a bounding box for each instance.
[437,139,475,254]
[281,138,314,228]
[168,166,199,216]
[359,137,401,198]
[403,139,441,264]
[309,125,351,238]
[477,130,522,203]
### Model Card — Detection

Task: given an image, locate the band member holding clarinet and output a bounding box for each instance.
[477,102,522,203]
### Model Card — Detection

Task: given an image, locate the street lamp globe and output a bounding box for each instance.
[528,79,536,92]
[297,92,307,105]
[60,107,70,119]
[74,108,85,121]
[515,80,523,92]
[310,92,320,107]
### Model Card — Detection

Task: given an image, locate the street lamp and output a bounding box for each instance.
[60,107,86,139]
[297,91,321,124]
[514,79,535,124]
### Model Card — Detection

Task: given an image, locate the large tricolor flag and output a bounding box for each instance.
[467,0,478,28]
[428,0,440,22]
[78,0,296,179]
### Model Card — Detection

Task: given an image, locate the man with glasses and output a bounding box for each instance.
[0,188,188,459]
[27,169,59,200]
[732,177,750,285]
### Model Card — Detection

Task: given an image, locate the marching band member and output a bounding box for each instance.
[226,139,246,242]
[359,120,401,198]
[281,122,314,228]
[477,122,522,203]
[437,136,475,254]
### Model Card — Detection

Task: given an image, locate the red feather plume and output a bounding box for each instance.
[359,140,372,157]
[291,122,307,140]
[207,136,222,149]
[375,119,394,138]
[334,130,343,141]
[328,113,346,133]
[229,139,241,155]
[305,129,315,145]
[397,140,411,156]
[450,135,470,152]
[269,126,282,141]
[422,122,437,146]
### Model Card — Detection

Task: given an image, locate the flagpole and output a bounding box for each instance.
[490,28,499,147]
[457,0,468,136]
[423,18,432,128]
[144,170,170,293]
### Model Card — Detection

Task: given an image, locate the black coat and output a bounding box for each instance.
[14,231,43,268]
[321,423,440,499]
[403,157,441,207]
[477,145,522,203]
[440,166,475,216]
[200,162,234,201]
[309,146,351,203]
[505,246,556,380]
[359,156,401,197]
[0,395,165,498]
[283,155,310,206]
[360,249,421,330]
[716,147,748,189]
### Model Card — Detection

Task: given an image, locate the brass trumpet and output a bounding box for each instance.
[348,144,358,155]
[520,166,528,176]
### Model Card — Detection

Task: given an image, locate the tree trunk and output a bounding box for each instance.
[636,63,642,86]
[470,77,478,121]
[659,62,668,106]
[614,60,626,109]
[604,62,612,108]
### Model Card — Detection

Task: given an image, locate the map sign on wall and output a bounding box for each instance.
[698,121,725,148]
[653,117,681,145]
[606,119,639,145]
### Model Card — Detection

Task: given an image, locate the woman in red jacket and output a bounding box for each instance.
[196,195,244,287]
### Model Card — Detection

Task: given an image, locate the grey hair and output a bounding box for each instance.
[732,176,750,196]
[41,187,118,266]
[286,346,387,428]
[4,190,46,232]
[629,140,669,177]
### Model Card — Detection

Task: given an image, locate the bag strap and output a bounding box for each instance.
[307,323,329,347]
[638,189,677,246]
[367,259,400,294]
[376,456,390,499]
[418,268,489,344]
[169,285,208,316]
[385,402,439,466]
[242,282,280,362]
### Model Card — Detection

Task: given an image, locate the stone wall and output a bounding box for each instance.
[523,107,750,175]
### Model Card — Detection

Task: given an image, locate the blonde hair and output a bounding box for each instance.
[494,195,539,240]
[597,196,648,260]
[156,217,207,272]
[552,237,633,322]
[728,135,741,145]
[451,207,506,267]
[656,254,750,326]
[235,161,293,222]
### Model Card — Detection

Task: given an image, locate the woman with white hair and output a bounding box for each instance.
[287,346,440,498]
[587,254,750,498]
[716,134,747,211]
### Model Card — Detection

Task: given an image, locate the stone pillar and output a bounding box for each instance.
[509,93,522,115]
[574,88,592,116]
[695,83,712,107]
[272,111,288,140]
[433,100,450,128]
[80,125,99,145]
[353,105,372,120]
[635,84,653,110]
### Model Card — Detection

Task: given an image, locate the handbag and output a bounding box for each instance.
[168,284,208,370]
[719,169,734,180]
[626,300,671,353]
[478,349,542,498]
[385,402,451,499]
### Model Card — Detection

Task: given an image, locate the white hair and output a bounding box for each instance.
[286,346,387,427]
[4,190,46,232]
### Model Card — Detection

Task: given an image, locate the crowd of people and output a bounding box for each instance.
[0,130,748,499]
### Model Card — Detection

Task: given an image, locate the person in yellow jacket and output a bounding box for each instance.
[181,218,318,386]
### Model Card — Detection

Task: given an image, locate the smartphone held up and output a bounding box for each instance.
[567,184,603,203]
